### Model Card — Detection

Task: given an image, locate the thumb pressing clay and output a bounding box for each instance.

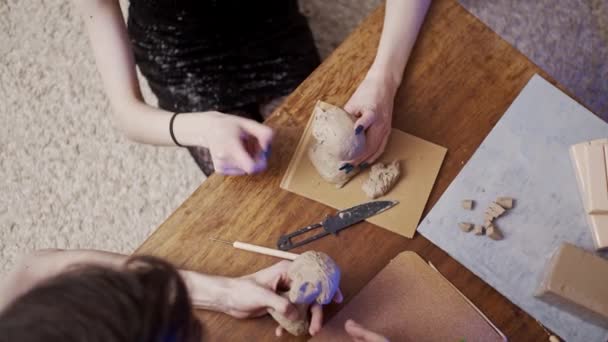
[308,101,366,188]
[362,160,401,199]
[269,251,341,336]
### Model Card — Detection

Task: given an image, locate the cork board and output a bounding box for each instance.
[280,113,446,238]
[310,251,506,342]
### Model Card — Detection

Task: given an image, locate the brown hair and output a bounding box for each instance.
[0,256,202,342]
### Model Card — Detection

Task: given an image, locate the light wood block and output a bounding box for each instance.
[584,144,608,214]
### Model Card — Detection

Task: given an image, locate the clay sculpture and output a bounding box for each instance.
[308,101,366,188]
[269,251,341,336]
[362,160,401,199]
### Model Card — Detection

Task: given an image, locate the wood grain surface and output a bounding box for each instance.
[135,0,573,340]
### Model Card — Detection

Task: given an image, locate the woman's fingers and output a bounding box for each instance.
[344,123,390,166]
[221,167,247,176]
[228,144,258,174]
[333,288,344,303]
[344,320,388,342]
[351,108,377,135]
[263,290,299,321]
[237,117,274,151]
[309,303,324,336]
[365,133,390,165]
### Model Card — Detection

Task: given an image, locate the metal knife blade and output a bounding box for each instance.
[322,200,399,235]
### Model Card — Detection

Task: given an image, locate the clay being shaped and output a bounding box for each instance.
[308,101,366,188]
[361,160,401,199]
[269,251,341,336]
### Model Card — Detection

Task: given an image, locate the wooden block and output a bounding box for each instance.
[462,199,474,210]
[570,144,590,211]
[496,197,514,209]
[458,222,474,232]
[584,144,608,214]
[535,243,608,328]
[486,224,503,240]
[473,225,485,235]
[571,143,608,251]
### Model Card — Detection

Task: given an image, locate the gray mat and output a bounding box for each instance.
[418,74,608,342]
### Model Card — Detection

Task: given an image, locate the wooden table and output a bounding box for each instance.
[136,0,573,340]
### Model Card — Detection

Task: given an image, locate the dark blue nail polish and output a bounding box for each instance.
[264,146,272,159]
[359,162,369,169]
[355,125,364,135]
[345,166,354,174]
[339,163,353,171]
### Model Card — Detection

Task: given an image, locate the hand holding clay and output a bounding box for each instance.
[223,261,299,319]
[269,251,342,337]
[342,72,396,168]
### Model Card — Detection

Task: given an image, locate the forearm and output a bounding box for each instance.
[74,0,185,146]
[369,0,431,88]
[179,270,235,312]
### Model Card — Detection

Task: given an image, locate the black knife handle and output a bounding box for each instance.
[277,223,323,251]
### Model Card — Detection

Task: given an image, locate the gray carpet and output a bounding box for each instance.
[460,0,608,120]
[1,0,605,275]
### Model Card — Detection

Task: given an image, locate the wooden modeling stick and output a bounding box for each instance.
[209,238,299,260]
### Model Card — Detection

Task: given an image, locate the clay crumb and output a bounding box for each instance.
[486,224,503,240]
[361,160,401,199]
[496,197,514,209]
[462,200,474,210]
[473,225,485,235]
[459,222,474,232]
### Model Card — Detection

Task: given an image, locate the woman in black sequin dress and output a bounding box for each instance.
[74,0,430,178]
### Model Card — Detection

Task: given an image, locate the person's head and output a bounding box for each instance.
[0,256,202,342]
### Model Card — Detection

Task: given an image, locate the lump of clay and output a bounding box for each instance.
[361,160,401,199]
[308,101,365,188]
[269,251,341,336]
[269,293,310,336]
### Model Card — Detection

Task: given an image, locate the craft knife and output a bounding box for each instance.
[277,200,399,251]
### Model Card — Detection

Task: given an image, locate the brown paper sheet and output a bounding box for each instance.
[280,114,446,238]
[310,252,506,342]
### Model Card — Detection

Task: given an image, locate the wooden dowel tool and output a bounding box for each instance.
[209,238,299,260]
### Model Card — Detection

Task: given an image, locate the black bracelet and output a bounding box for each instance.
[169,112,184,147]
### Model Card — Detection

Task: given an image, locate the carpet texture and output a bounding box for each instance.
[1,0,605,276]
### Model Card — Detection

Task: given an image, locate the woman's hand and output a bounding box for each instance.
[341,71,398,170]
[231,261,343,336]
[345,320,389,342]
[175,111,274,175]
[221,262,297,319]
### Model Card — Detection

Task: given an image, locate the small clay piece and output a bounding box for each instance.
[485,202,506,219]
[484,213,494,227]
[473,225,485,235]
[362,160,401,199]
[459,222,474,232]
[496,197,514,209]
[486,224,503,240]
[461,199,474,210]
[549,335,561,342]
[308,101,366,188]
[269,251,341,336]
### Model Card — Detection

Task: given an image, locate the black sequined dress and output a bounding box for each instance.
[127,0,320,175]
